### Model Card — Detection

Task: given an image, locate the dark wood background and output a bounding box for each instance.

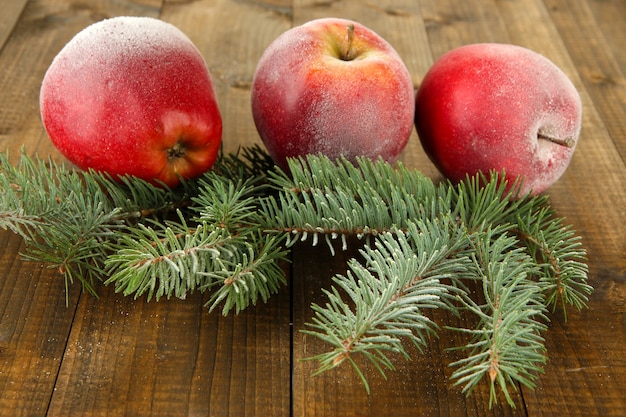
[1,0,625,416]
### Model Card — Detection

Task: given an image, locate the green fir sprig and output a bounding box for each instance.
[0,147,592,408]
[447,229,548,407]
[302,218,472,393]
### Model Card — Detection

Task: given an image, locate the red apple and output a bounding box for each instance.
[415,43,582,196]
[40,16,222,187]
[251,18,415,171]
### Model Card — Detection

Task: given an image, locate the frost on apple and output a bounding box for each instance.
[40,17,222,187]
[415,43,582,197]
[251,18,415,171]
[63,17,195,67]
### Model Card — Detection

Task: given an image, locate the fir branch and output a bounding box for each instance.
[21,202,121,298]
[451,171,524,232]
[104,218,288,315]
[0,151,125,297]
[104,171,289,315]
[303,219,471,393]
[275,156,588,402]
[261,155,449,253]
[99,173,192,222]
[0,147,594,408]
[201,232,288,315]
[104,214,237,301]
[212,144,276,182]
[512,203,591,315]
[0,151,69,238]
[451,172,592,314]
[192,170,290,314]
[191,170,267,230]
[446,230,548,408]
[0,147,286,310]
[0,152,43,237]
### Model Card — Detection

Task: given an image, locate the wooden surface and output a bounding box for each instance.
[1,0,625,415]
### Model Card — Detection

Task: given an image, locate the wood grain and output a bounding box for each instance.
[0,0,625,416]
[543,0,626,163]
[0,0,28,51]
[0,233,81,414]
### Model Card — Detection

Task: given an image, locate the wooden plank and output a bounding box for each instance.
[0,0,625,415]
[47,286,206,415]
[420,0,626,414]
[289,0,626,415]
[418,0,510,57]
[493,0,626,264]
[46,282,292,416]
[0,0,28,51]
[0,232,82,414]
[586,0,626,73]
[522,298,626,417]
[0,0,161,415]
[157,1,293,416]
[0,1,164,413]
[0,5,69,163]
[542,0,626,163]
[187,289,292,417]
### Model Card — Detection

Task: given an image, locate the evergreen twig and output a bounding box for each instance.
[446,229,548,407]
[0,148,592,407]
[303,218,472,393]
[260,155,591,405]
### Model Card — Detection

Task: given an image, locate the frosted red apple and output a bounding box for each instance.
[40,16,222,187]
[251,18,415,170]
[415,43,582,196]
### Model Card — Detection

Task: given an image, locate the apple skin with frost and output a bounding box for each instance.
[414,43,582,197]
[40,16,222,187]
[251,18,415,171]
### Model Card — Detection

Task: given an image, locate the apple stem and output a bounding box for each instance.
[344,23,355,61]
[538,132,576,148]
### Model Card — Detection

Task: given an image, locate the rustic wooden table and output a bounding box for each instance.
[1,0,625,416]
